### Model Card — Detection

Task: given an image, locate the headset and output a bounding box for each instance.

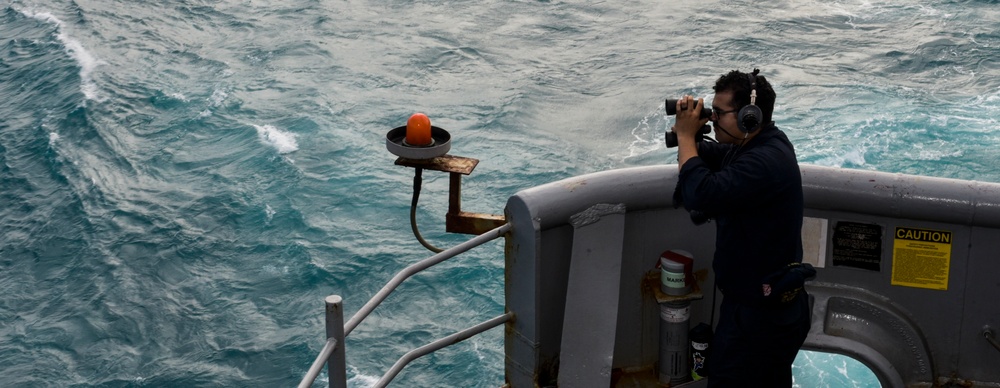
[737,68,763,134]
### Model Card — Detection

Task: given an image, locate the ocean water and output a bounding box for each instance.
[2,0,998,387]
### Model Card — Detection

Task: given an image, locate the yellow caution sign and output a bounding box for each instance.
[891,227,952,290]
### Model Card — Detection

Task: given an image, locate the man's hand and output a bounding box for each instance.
[673,96,709,139]
[674,96,709,169]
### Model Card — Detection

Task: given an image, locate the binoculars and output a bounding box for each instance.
[664,99,711,148]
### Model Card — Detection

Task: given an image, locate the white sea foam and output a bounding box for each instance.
[621,102,671,162]
[822,146,867,168]
[265,204,276,220]
[195,89,229,117]
[346,368,380,388]
[208,88,228,107]
[470,338,487,362]
[310,366,379,388]
[261,265,288,275]
[48,132,60,147]
[254,124,299,154]
[21,9,105,102]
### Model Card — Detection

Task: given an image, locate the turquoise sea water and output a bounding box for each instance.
[2,0,999,386]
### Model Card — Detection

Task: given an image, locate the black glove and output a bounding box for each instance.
[761,263,817,304]
[673,183,710,225]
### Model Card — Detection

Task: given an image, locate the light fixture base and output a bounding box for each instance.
[386,126,451,159]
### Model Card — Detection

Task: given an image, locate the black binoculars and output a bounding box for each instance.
[665,98,712,118]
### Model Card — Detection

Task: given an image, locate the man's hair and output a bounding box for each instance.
[714,70,776,125]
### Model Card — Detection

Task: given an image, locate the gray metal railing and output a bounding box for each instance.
[374,312,512,388]
[299,223,513,388]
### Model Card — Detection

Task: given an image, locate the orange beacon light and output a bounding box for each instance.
[405,113,433,147]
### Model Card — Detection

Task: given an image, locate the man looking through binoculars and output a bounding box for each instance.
[671,69,814,388]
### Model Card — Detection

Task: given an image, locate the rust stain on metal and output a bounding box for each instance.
[447,211,507,235]
[563,180,587,191]
[395,154,479,175]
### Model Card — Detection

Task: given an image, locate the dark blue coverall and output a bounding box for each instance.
[675,123,810,388]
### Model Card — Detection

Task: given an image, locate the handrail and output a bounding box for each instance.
[299,338,338,388]
[373,312,513,388]
[298,222,512,388]
[344,222,512,336]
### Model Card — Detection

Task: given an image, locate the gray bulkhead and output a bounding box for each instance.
[503,164,1000,387]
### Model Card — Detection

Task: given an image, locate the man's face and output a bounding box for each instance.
[711,90,742,144]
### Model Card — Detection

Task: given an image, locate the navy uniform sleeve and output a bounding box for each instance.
[678,141,793,216]
[695,141,733,171]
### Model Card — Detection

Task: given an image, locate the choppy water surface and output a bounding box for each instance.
[2,0,998,386]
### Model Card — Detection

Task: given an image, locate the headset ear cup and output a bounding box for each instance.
[738,104,762,133]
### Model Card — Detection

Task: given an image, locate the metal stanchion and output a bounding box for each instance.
[326,295,347,388]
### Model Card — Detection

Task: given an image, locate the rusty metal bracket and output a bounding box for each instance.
[395,155,507,235]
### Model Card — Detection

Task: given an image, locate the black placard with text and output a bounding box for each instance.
[832,221,883,271]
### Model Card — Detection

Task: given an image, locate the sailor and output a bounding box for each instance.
[671,69,813,387]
